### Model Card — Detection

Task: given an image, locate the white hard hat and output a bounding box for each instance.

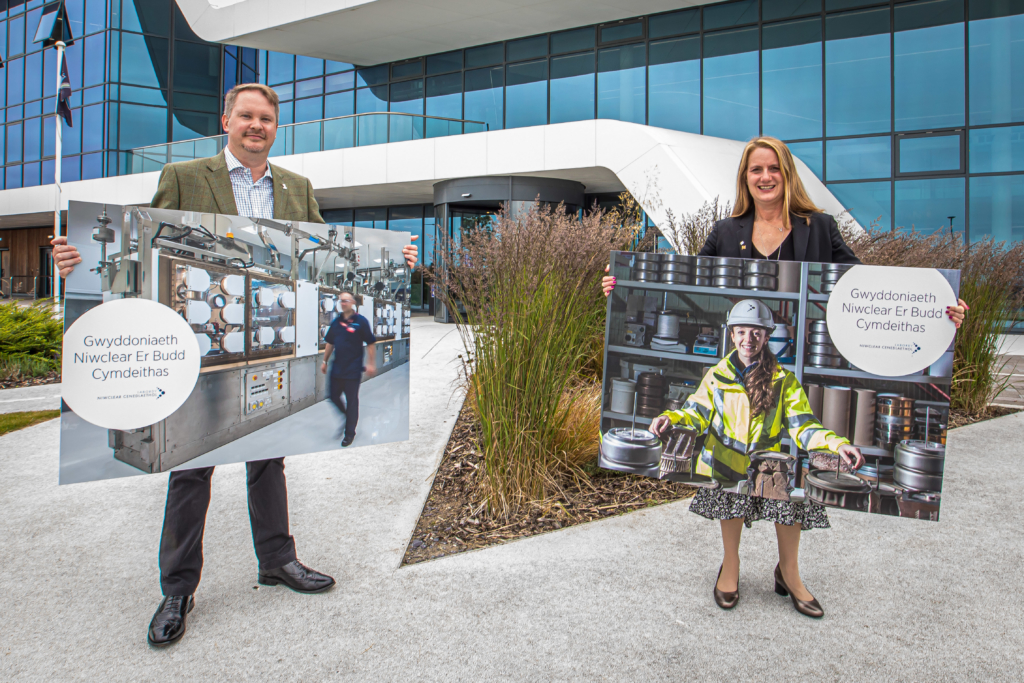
[727,299,774,329]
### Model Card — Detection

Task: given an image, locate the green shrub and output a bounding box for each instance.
[0,300,63,380]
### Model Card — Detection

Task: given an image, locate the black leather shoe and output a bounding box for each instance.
[258,560,336,594]
[341,435,354,447]
[774,564,824,618]
[147,595,194,647]
[713,565,739,610]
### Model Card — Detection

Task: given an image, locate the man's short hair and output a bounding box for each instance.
[223,83,280,123]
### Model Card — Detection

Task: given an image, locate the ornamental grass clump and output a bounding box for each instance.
[0,300,63,380]
[440,203,635,519]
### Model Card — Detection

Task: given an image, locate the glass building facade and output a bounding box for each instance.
[1,0,1022,244]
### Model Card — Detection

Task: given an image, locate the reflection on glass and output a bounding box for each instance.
[649,8,701,39]
[826,8,891,136]
[507,35,547,62]
[703,28,758,140]
[762,19,822,140]
[296,56,324,80]
[968,10,1024,125]
[969,125,1024,173]
[506,60,547,129]
[894,0,964,131]
[704,0,758,30]
[551,27,595,53]
[895,177,965,234]
[427,51,463,75]
[23,116,40,162]
[120,34,168,89]
[355,207,387,230]
[789,140,823,178]
[267,52,294,85]
[550,52,594,124]
[7,122,22,163]
[117,103,166,150]
[326,71,355,93]
[649,36,700,133]
[465,66,503,132]
[173,43,220,95]
[426,73,463,137]
[466,43,503,69]
[295,77,324,99]
[7,59,23,106]
[763,0,822,22]
[828,180,892,230]
[598,43,645,124]
[826,136,891,180]
[390,79,424,142]
[969,174,1024,243]
[356,85,388,145]
[899,135,961,173]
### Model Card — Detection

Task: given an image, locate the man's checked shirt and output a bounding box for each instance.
[224,146,275,220]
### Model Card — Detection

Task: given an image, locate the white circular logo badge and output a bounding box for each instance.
[62,298,201,430]
[825,265,957,377]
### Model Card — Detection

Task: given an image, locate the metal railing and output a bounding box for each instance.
[2,276,38,298]
[126,112,490,175]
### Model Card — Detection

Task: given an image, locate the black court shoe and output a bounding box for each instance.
[714,565,739,610]
[147,595,194,647]
[258,560,336,594]
[774,564,824,618]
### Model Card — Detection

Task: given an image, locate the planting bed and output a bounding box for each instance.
[0,372,60,390]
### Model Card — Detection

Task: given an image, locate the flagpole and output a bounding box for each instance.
[53,39,65,310]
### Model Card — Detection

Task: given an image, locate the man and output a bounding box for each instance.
[321,291,375,447]
[51,83,418,647]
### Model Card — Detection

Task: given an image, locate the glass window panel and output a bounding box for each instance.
[10,14,24,56]
[172,110,219,141]
[390,79,424,141]
[119,84,166,105]
[43,49,58,99]
[83,33,105,87]
[392,60,423,80]
[899,134,961,173]
[273,83,294,101]
[325,90,354,118]
[969,10,1024,125]
[0,11,6,59]
[7,121,22,162]
[826,0,886,10]
[172,5,200,41]
[789,140,824,177]
[62,113,81,154]
[703,28,759,140]
[355,207,387,230]
[5,165,21,190]
[82,151,102,180]
[174,91,218,113]
[507,35,547,62]
[62,155,81,183]
[600,20,644,43]
[424,210,436,267]
[649,8,701,38]
[427,50,463,75]
[597,43,646,124]
[704,0,758,30]
[326,60,353,74]
[894,0,965,131]
[294,96,322,123]
[85,0,105,34]
[7,59,23,107]
[120,34,169,88]
[550,52,594,124]
[27,7,42,52]
[970,174,1024,243]
[389,205,422,233]
[827,136,891,179]
[895,177,965,233]
[326,71,355,93]
[295,55,323,80]
[551,27,595,54]
[762,19,822,140]
[25,51,41,102]
[65,40,83,91]
[278,100,293,125]
[22,161,39,187]
[295,77,323,99]
[43,158,54,186]
[223,51,238,93]
[648,36,700,133]
[356,65,388,87]
[173,42,219,95]
[826,8,891,136]
[829,180,892,230]
[25,99,41,118]
[969,125,1024,172]
[465,66,503,131]
[763,0,822,21]
[426,72,463,137]
[506,59,547,129]
[466,43,503,69]
[322,208,354,224]
[267,52,294,85]
[356,85,388,145]
[121,0,169,35]
[117,103,166,149]
[108,30,120,83]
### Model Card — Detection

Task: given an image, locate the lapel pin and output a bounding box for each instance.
[282,182,288,190]
[740,241,746,248]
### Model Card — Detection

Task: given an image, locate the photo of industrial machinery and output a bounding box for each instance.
[599,251,959,522]
[59,201,413,484]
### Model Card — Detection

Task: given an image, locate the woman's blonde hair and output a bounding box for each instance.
[732,136,822,228]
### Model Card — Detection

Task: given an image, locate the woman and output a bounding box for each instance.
[651,299,862,617]
[601,137,968,613]
[602,137,967,328]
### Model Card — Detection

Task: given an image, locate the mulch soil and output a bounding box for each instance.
[0,372,61,391]
[401,402,1020,567]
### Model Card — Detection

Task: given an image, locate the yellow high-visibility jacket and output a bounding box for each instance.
[666,352,850,482]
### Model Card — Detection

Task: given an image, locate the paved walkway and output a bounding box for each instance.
[0,382,62,414]
[2,318,1022,681]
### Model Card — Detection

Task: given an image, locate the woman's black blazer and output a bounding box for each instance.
[699,211,861,264]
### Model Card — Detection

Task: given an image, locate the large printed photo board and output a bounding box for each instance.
[599,252,959,522]
[59,201,413,485]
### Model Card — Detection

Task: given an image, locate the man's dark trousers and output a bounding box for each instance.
[159,459,296,596]
[329,376,361,440]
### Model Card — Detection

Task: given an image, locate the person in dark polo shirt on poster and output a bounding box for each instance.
[321,291,376,447]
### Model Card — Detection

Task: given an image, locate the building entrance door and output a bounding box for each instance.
[0,250,9,298]
[38,247,54,298]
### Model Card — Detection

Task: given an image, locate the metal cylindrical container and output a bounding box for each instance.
[809,320,829,334]
[636,371,667,387]
[807,343,839,356]
[852,388,876,447]
[636,252,663,262]
[712,276,742,289]
[894,440,945,474]
[661,262,692,273]
[601,427,662,467]
[661,272,690,284]
[822,386,852,439]
[633,261,661,272]
[808,354,843,368]
[695,256,715,268]
[876,413,914,426]
[876,394,914,416]
[743,274,778,290]
[635,272,660,282]
[693,276,712,287]
[894,464,943,492]
[806,383,823,419]
[713,257,745,267]
[664,254,694,264]
[609,379,636,414]
[619,358,632,380]
[636,384,665,397]
[807,332,833,345]
[745,261,780,275]
[656,311,680,338]
[712,265,744,278]
[777,261,801,293]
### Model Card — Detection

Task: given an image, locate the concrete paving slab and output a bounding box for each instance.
[0,382,62,414]
[1,317,1022,682]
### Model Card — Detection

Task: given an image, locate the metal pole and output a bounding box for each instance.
[52,40,65,309]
